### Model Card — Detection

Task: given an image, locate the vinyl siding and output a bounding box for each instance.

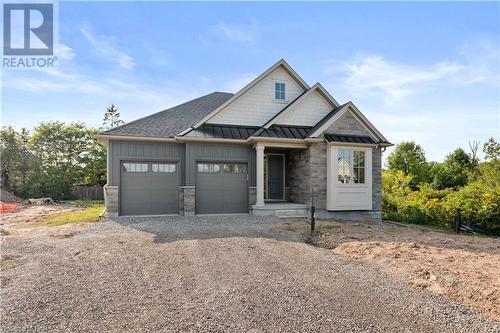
[185,142,256,186]
[207,66,305,126]
[277,90,333,126]
[109,141,185,186]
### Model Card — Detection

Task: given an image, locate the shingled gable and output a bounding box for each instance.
[260,82,340,129]
[307,101,390,144]
[192,59,310,128]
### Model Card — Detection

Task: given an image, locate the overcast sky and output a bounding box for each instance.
[1,2,499,163]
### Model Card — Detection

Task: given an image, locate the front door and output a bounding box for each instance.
[267,154,284,200]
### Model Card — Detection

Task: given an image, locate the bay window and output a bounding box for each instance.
[337,149,365,184]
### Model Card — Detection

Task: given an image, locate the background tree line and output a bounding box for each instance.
[383,138,500,235]
[0,105,122,200]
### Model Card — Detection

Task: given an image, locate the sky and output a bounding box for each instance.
[1,1,499,163]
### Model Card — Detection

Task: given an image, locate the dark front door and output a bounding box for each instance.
[267,155,284,200]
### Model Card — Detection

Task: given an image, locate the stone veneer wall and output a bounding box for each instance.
[248,186,256,210]
[372,147,382,213]
[180,186,195,216]
[288,143,383,222]
[104,185,119,217]
[287,142,328,209]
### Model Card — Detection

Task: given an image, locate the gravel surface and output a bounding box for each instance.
[1,215,499,332]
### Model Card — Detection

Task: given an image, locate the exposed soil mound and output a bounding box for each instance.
[0,190,22,203]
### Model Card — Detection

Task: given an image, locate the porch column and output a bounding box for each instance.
[255,144,265,207]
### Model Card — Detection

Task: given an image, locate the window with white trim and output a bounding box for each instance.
[275,82,286,100]
[152,163,176,173]
[337,149,365,184]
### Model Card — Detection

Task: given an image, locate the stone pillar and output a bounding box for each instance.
[255,145,265,207]
[104,185,119,217]
[248,186,256,210]
[180,186,195,216]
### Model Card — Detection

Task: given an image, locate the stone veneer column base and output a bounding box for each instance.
[248,186,256,211]
[104,184,119,217]
[180,186,195,216]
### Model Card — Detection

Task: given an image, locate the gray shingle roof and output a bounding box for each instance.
[100,92,233,138]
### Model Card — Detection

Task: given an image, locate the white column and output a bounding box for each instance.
[255,144,265,207]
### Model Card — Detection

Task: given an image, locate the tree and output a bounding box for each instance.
[29,122,94,198]
[0,126,20,190]
[102,104,124,129]
[468,140,480,167]
[483,137,500,161]
[431,148,474,189]
[386,141,430,187]
[79,128,107,186]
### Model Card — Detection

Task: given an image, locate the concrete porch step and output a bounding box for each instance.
[252,203,309,218]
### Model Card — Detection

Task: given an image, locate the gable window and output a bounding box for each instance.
[275,82,286,100]
[337,149,365,184]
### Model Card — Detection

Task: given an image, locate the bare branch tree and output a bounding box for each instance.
[468,140,480,165]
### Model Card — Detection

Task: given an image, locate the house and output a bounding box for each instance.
[97,59,392,221]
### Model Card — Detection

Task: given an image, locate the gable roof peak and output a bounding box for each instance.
[193,59,310,128]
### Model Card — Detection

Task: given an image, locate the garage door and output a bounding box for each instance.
[120,162,178,215]
[196,162,248,214]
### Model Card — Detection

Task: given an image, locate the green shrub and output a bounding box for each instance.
[382,161,500,235]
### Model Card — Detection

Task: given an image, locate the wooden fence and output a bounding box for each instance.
[70,186,104,200]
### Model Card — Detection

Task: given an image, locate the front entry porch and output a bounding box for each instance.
[252,141,312,217]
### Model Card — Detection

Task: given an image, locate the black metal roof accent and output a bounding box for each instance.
[256,125,313,139]
[324,133,377,144]
[185,123,260,140]
[100,92,233,138]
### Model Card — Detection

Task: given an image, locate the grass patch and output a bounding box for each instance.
[59,200,104,207]
[438,274,462,287]
[385,227,398,235]
[42,206,104,225]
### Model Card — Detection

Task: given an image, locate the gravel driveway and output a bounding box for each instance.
[1,215,499,332]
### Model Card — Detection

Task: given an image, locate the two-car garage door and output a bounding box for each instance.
[120,162,178,215]
[195,162,248,214]
[120,161,248,216]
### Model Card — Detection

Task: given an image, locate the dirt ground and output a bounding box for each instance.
[1,211,499,332]
[0,204,86,237]
[276,219,500,322]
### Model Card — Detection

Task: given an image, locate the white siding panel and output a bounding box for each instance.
[277,90,333,126]
[207,66,305,126]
